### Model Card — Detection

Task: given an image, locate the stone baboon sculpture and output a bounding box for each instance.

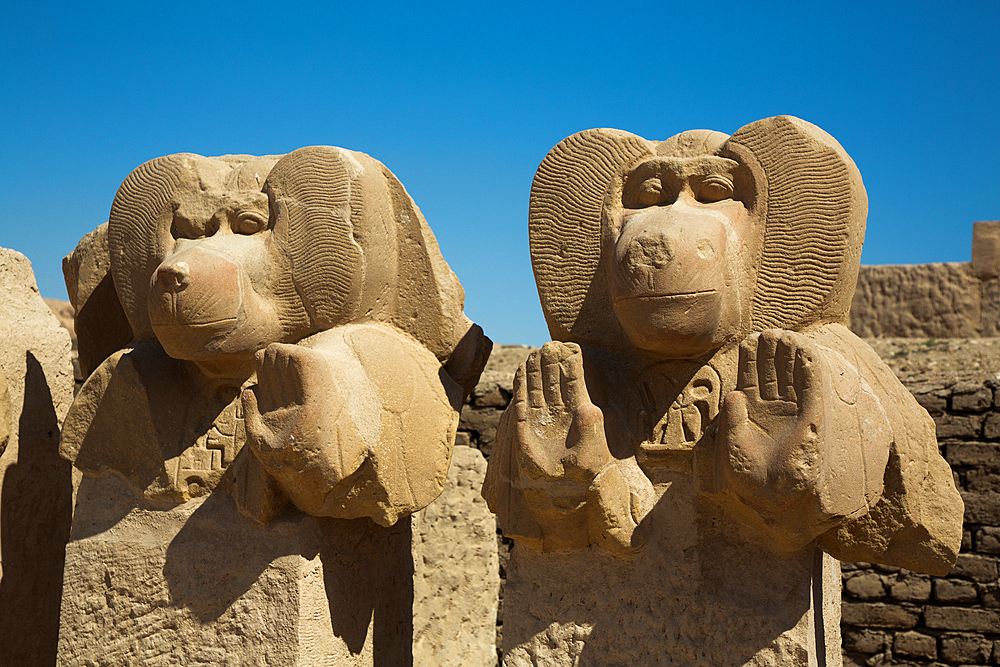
[58,147,490,664]
[483,117,963,666]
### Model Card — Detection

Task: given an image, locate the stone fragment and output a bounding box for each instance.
[924,606,1000,633]
[841,603,919,629]
[893,631,938,660]
[953,383,994,412]
[946,443,1000,468]
[972,220,1000,280]
[459,406,505,458]
[888,573,932,602]
[977,527,1000,555]
[984,413,1000,440]
[484,116,962,666]
[845,572,887,600]
[56,148,493,664]
[935,578,980,604]
[842,628,888,654]
[962,491,1000,524]
[966,470,1000,492]
[841,561,870,572]
[914,390,949,416]
[0,248,75,666]
[940,632,993,664]
[936,413,984,439]
[471,370,514,408]
[981,582,1000,609]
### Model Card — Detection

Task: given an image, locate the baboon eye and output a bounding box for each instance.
[635,178,666,208]
[234,212,268,235]
[696,175,734,203]
[171,213,209,240]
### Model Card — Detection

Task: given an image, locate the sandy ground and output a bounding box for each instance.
[864,337,1000,383]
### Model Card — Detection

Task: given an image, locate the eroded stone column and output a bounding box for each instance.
[0,248,75,666]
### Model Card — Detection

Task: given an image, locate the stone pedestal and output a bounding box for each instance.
[500,473,842,667]
[0,248,75,666]
[58,445,498,666]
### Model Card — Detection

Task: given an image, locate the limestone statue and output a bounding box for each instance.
[482,116,964,666]
[58,147,492,665]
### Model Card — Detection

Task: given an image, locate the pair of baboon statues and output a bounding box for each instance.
[62,116,962,666]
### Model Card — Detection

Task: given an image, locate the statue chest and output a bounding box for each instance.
[622,360,727,476]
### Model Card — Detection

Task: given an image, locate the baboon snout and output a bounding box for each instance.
[622,233,677,272]
[155,262,191,293]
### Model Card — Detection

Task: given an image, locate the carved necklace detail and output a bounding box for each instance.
[627,362,722,472]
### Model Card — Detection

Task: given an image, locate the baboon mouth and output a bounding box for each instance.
[150,317,238,329]
[612,290,717,303]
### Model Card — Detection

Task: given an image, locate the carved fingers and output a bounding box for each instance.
[487,341,655,553]
[725,330,822,483]
[513,341,613,482]
[242,343,357,487]
[712,329,883,551]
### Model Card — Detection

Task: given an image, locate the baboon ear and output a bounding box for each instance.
[108,154,200,343]
[264,147,366,330]
[723,116,868,331]
[529,128,655,346]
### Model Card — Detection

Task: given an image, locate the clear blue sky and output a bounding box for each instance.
[2,2,997,346]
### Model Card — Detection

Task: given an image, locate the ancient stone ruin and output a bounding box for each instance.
[0,249,75,667]
[483,117,965,666]
[850,221,1000,338]
[54,147,497,666]
[0,122,996,666]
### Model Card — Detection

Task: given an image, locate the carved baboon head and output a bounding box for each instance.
[103,146,480,380]
[529,116,867,359]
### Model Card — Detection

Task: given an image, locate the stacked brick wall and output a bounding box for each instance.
[458,348,1000,664]
[842,375,1000,666]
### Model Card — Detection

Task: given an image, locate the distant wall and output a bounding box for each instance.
[849,221,1000,338]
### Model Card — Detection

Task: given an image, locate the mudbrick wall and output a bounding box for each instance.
[849,221,1000,339]
[459,346,1000,665]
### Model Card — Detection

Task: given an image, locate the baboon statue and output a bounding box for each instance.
[484,117,962,666]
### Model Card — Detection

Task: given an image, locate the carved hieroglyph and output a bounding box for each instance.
[58,148,493,665]
[483,117,964,666]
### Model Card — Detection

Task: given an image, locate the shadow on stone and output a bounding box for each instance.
[0,352,73,667]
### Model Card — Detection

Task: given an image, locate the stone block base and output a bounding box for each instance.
[59,446,498,666]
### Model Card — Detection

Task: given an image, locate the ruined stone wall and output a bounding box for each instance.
[849,221,1000,338]
[458,347,1000,664]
